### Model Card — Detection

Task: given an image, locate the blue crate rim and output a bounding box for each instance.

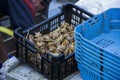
[74,8,120,59]
[74,29,120,59]
[75,40,120,65]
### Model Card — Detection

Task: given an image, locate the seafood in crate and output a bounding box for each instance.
[29,23,75,56]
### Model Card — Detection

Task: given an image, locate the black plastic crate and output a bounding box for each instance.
[14,3,94,80]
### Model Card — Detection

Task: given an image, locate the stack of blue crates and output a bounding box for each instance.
[74,8,120,80]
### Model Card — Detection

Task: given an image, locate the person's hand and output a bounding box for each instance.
[32,0,45,13]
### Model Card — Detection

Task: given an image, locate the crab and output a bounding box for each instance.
[31,22,75,56]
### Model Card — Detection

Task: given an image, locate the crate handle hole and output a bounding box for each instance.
[82,28,86,30]
[90,22,96,26]
[88,20,92,23]
[104,16,107,19]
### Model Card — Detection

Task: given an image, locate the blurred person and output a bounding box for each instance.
[0,0,51,68]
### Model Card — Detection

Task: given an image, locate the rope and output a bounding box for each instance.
[0,26,13,37]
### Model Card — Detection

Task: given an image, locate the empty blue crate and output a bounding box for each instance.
[75,8,120,80]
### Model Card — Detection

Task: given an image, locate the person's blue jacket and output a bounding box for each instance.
[0,0,35,30]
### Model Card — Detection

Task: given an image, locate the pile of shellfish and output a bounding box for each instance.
[29,23,74,56]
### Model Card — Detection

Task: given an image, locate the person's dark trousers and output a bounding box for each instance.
[0,0,35,30]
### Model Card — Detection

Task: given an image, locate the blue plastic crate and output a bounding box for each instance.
[75,8,120,80]
[75,41,120,79]
[78,39,120,68]
[80,46,120,78]
[75,35,120,72]
[75,33,120,63]
[76,39,120,77]
[75,32,120,74]
[80,60,119,80]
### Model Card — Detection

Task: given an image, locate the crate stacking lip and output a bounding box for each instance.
[75,8,120,80]
[14,3,94,80]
